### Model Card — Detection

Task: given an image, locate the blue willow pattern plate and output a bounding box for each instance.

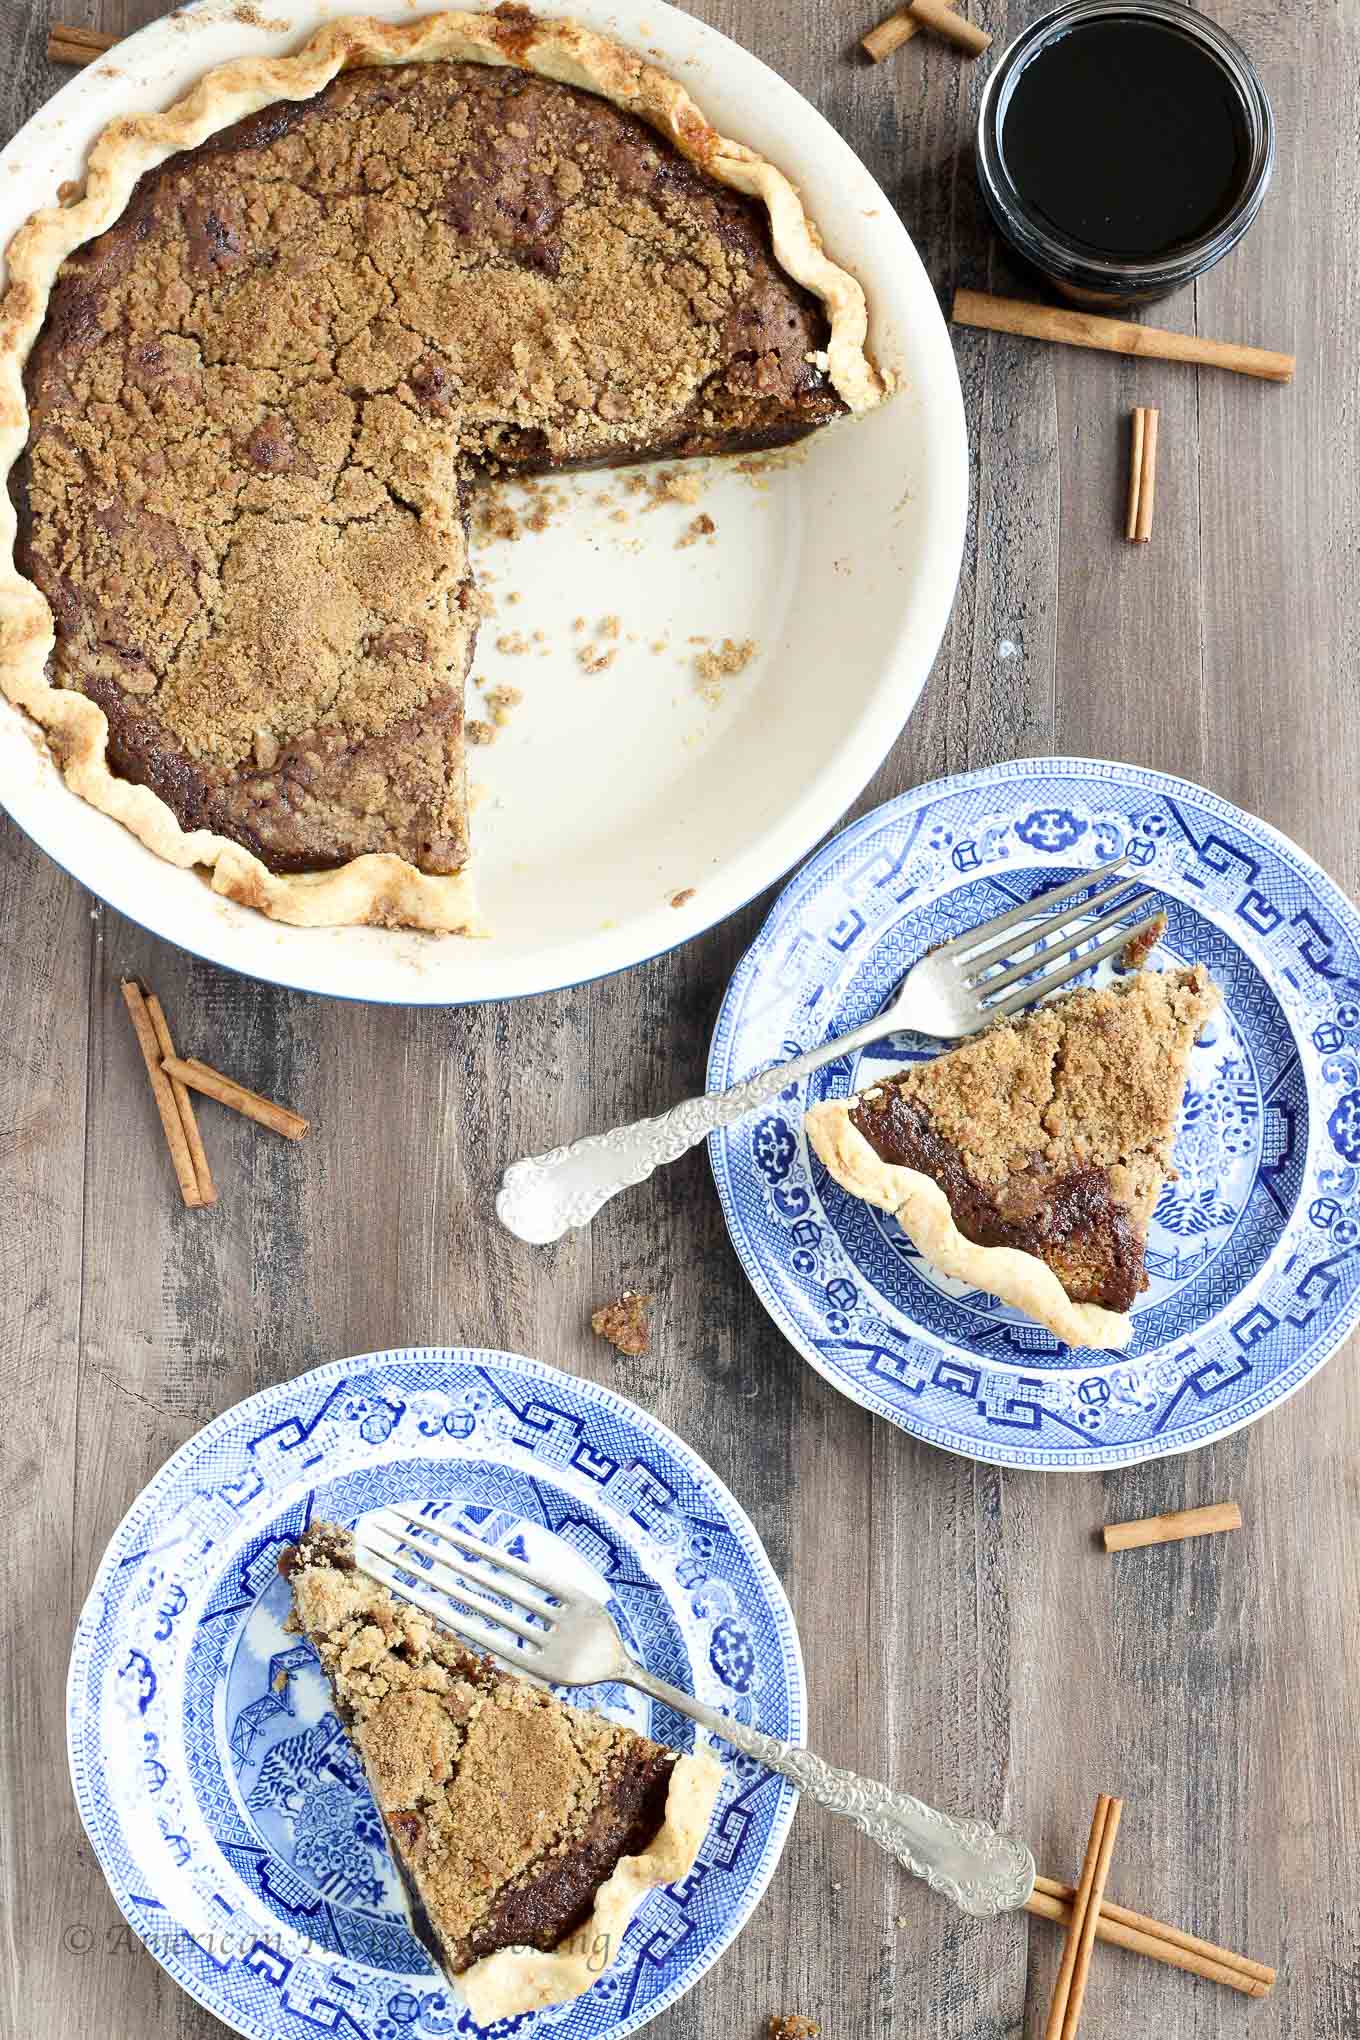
[67,1350,804,2040]
[708,758,1360,1469]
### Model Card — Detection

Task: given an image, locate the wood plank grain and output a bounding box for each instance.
[0,829,91,2040]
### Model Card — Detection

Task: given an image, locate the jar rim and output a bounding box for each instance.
[975,0,1276,292]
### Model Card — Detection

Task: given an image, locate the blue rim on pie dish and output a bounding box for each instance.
[708,757,1360,1470]
[66,1351,804,2039]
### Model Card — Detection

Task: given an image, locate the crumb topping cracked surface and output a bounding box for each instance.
[282,1522,677,1971]
[15,57,844,880]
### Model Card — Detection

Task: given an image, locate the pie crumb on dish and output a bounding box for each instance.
[1120,909,1168,970]
[696,636,759,703]
[678,512,718,548]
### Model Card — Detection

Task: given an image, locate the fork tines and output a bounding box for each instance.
[943,855,1162,1019]
[356,1505,557,1659]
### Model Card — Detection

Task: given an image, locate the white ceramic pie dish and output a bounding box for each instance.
[0,0,967,1004]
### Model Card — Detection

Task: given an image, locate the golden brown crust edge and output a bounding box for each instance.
[0,7,884,934]
[459,1748,723,2022]
[803,1099,1136,1351]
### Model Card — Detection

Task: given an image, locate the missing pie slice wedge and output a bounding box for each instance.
[281,1522,722,2023]
[804,964,1221,1351]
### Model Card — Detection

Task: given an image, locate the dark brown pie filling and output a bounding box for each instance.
[850,1085,1145,1311]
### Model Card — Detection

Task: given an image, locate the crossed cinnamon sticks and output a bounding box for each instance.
[1027,1795,1274,2030]
[121,980,307,1208]
[863,0,991,60]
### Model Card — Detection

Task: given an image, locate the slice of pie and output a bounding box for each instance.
[804,964,1221,1350]
[280,1521,722,2022]
[0,7,883,932]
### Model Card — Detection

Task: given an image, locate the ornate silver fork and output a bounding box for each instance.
[355,1505,1036,1920]
[497,854,1157,1244]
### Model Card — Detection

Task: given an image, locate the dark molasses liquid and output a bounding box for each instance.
[1000,18,1253,258]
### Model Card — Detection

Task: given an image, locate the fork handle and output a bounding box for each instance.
[629,1668,1034,1920]
[494,1020,882,1245]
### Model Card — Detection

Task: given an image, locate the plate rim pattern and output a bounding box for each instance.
[708,755,1360,1470]
[66,1346,806,2039]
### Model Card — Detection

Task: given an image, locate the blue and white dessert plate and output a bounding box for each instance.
[708,758,1360,1469]
[67,1349,803,2039]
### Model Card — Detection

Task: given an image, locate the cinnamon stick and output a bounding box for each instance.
[1128,406,1159,541]
[908,0,992,54]
[1062,1797,1122,2036]
[1103,1500,1241,1551]
[144,994,217,1207]
[120,981,202,1208]
[1126,407,1146,540]
[1026,1878,1274,1995]
[862,6,921,58]
[952,289,1296,384]
[160,1055,309,1141]
[1043,1797,1112,2040]
[47,22,116,63]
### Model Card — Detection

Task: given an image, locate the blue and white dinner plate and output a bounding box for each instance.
[708,757,1360,1470]
[67,1349,803,2040]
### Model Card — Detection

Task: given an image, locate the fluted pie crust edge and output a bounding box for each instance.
[0,7,883,932]
[803,1099,1137,1351]
[461,1749,722,2022]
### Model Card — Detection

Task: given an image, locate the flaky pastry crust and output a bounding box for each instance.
[0,7,882,932]
[804,1099,1136,1351]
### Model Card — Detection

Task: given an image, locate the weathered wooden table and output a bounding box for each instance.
[4,1,1358,2034]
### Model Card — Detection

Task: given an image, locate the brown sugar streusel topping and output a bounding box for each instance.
[284,1526,672,1963]
[859,968,1217,1207]
[19,58,841,877]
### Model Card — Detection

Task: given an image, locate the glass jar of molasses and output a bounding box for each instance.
[975,0,1275,306]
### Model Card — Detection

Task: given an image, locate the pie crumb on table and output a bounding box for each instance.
[768,2016,821,2039]
[591,1290,653,1356]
